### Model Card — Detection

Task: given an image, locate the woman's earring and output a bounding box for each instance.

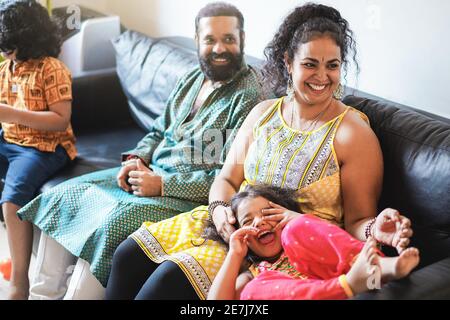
[333,83,344,100]
[286,76,295,101]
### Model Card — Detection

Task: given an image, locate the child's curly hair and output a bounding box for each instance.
[0,0,62,61]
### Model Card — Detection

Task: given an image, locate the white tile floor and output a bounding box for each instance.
[0,222,35,300]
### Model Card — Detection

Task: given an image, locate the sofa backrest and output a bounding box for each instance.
[112,31,198,131]
[343,95,450,267]
[112,30,268,132]
[113,30,449,267]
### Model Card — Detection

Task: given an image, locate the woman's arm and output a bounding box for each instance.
[335,110,384,241]
[0,100,71,131]
[336,111,414,252]
[209,99,277,242]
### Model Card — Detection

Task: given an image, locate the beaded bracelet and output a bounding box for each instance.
[208,200,231,223]
[365,217,377,240]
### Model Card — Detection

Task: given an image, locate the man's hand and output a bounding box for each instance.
[373,208,413,254]
[117,159,138,192]
[128,159,162,197]
[212,206,237,243]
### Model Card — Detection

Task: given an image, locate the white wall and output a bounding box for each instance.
[50,0,108,12]
[53,0,450,119]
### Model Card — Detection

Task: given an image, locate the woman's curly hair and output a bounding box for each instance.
[263,3,359,97]
[0,0,62,61]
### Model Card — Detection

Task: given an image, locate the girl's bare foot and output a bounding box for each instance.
[379,247,420,281]
[346,238,380,295]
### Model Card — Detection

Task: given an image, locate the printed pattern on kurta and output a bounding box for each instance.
[17,64,266,286]
[131,97,370,299]
[0,57,77,159]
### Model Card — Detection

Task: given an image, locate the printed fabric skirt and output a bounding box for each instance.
[17,168,200,286]
[131,206,228,299]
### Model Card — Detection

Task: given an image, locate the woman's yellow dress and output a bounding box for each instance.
[130,97,369,299]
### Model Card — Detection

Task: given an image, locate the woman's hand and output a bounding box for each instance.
[373,208,413,254]
[212,206,237,243]
[128,159,162,197]
[229,226,259,259]
[261,201,301,231]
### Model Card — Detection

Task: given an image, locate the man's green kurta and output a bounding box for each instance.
[18,64,267,285]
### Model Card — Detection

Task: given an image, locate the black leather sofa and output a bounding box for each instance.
[2,30,449,299]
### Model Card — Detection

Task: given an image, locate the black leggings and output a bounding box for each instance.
[105,237,199,300]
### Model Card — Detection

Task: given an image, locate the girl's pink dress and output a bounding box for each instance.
[241,214,366,300]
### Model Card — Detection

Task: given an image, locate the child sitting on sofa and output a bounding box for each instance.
[0,0,76,299]
[207,184,420,300]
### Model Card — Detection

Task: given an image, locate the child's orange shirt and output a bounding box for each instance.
[0,57,77,160]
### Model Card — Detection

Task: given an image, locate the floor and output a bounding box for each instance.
[0,221,36,300]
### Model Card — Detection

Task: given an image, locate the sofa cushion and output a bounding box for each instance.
[40,125,146,192]
[112,30,198,131]
[343,95,450,267]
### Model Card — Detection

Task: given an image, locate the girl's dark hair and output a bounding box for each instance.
[203,184,299,243]
[0,0,62,61]
[263,3,359,97]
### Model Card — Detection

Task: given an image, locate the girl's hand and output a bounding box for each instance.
[229,226,259,259]
[373,208,413,254]
[261,201,301,231]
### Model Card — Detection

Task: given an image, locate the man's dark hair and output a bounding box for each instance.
[195,2,244,34]
[0,0,62,61]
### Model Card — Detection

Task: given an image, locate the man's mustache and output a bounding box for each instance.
[206,52,235,63]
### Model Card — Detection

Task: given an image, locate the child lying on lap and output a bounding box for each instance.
[207,184,420,300]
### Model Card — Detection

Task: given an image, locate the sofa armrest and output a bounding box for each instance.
[71,68,134,132]
[353,257,450,299]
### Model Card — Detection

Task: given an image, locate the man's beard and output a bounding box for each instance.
[199,51,244,82]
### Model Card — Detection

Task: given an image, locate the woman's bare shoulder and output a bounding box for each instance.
[251,98,279,116]
[335,105,381,162]
[243,98,279,124]
[337,106,375,143]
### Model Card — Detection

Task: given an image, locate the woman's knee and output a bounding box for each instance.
[111,238,142,271]
[136,261,198,300]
